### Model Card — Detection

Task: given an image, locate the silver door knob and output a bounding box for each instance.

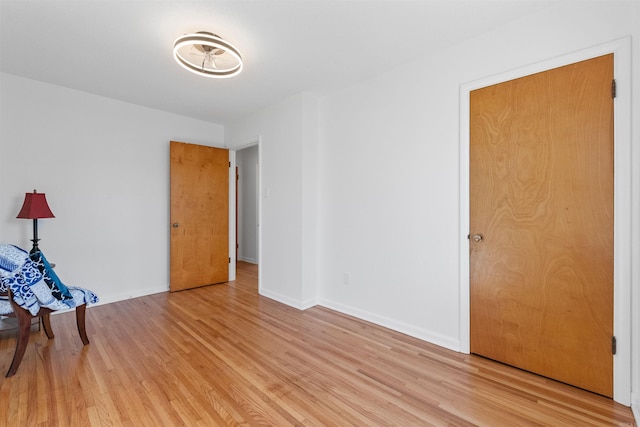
[472,234,484,242]
[172,223,179,228]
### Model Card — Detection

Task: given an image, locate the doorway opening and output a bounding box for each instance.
[234,142,260,288]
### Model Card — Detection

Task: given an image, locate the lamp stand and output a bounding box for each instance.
[30,218,40,254]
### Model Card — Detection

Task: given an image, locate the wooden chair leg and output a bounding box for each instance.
[6,305,33,377]
[75,304,89,345]
[41,313,55,339]
[4,293,90,376]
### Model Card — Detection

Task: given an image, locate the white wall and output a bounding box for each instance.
[318,58,462,349]
[317,0,639,407]
[0,73,224,304]
[236,145,259,263]
[225,92,319,308]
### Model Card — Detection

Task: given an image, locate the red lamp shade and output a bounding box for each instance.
[16,191,55,219]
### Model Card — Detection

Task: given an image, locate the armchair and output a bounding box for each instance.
[0,244,98,377]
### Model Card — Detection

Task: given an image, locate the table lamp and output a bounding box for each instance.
[16,190,55,254]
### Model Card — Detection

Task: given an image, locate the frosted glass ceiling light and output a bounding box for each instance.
[173,32,243,78]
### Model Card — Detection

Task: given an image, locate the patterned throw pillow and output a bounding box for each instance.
[0,244,28,274]
[29,250,74,301]
[0,244,30,292]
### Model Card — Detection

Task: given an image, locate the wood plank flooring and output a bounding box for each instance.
[0,262,636,426]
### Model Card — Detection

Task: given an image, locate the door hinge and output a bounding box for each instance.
[229,257,231,263]
[612,79,617,98]
[612,336,617,355]
[229,161,231,167]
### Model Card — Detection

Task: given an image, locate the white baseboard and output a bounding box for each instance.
[93,285,169,306]
[318,297,460,352]
[632,392,639,425]
[252,292,460,351]
[258,288,318,310]
[49,285,168,316]
[238,256,257,264]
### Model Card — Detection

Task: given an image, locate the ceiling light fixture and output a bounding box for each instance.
[173,32,243,78]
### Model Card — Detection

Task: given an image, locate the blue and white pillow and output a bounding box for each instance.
[30,250,74,301]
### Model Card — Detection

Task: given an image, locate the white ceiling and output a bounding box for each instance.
[0,0,557,125]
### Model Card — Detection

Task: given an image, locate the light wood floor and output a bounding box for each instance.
[0,262,636,426]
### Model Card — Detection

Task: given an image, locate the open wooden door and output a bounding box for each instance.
[469,54,614,396]
[170,141,229,292]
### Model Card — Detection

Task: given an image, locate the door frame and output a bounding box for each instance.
[229,136,262,288]
[458,37,632,405]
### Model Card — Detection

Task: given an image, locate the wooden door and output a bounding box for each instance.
[469,54,614,397]
[170,141,229,292]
